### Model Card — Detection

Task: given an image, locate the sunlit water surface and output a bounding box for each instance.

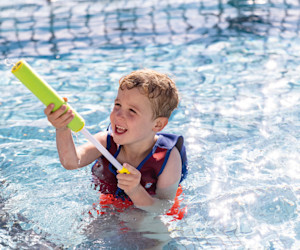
[1,0,300,249]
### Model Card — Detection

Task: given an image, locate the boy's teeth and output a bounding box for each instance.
[116,125,126,133]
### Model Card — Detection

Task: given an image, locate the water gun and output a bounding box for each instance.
[11,60,129,174]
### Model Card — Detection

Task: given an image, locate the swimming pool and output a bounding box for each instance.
[1,0,300,248]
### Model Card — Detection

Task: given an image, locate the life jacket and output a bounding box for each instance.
[90,131,188,221]
[91,132,188,199]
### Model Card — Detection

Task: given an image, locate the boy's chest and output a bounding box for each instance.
[116,153,142,169]
[116,146,155,169]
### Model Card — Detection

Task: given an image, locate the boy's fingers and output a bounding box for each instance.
[52,111,73,128]
[123,163,138,174]
[117,164,141,181]
[50,105,68,119]
[44,103,55,115]
[60,110,74,123]
[122,163,131,170]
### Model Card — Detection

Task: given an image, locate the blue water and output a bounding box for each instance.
[1,0,300,249]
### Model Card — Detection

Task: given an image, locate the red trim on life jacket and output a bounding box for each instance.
[89,186,187,221]
[165,185,187,221]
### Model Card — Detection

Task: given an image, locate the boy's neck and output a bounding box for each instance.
[120,135,158,167]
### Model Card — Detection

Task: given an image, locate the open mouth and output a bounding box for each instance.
[115,125,127,134]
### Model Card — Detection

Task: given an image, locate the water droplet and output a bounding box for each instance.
[4,58,16,67]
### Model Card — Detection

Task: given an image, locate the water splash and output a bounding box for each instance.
[4,59,16,67]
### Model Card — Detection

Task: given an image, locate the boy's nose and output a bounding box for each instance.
[115,109,124,118]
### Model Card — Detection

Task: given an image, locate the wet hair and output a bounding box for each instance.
[119,69,179,119]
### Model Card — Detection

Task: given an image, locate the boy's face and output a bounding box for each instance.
[110,87,157,146]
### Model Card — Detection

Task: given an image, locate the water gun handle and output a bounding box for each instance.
[11,60,85,132]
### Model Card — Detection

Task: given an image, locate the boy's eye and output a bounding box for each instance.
[129,109,136,114]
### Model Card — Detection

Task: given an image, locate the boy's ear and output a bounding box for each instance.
[153,117,168,132]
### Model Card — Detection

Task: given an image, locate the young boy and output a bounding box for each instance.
[44,69,187,212]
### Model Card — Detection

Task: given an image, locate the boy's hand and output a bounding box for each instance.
[44,97,74,130]
[116,163,141,195]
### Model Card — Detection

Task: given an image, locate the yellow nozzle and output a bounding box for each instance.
[11,60,23,73]
[119,166,130,174]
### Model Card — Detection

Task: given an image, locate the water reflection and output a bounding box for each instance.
[83,209,172,249]
[2,0,300,59]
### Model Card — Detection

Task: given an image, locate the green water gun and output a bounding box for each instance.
[12,60,85,132]
[12,60,129,174]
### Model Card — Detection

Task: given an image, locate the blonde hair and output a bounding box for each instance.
[119,69,179,119]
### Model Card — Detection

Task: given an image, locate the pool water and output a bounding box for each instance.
[1,0,300,248]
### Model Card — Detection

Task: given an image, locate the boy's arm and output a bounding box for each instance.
[45,103,106,169]
[117,147,182,213]
[55,127,80,169]
[55,128,106,169]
